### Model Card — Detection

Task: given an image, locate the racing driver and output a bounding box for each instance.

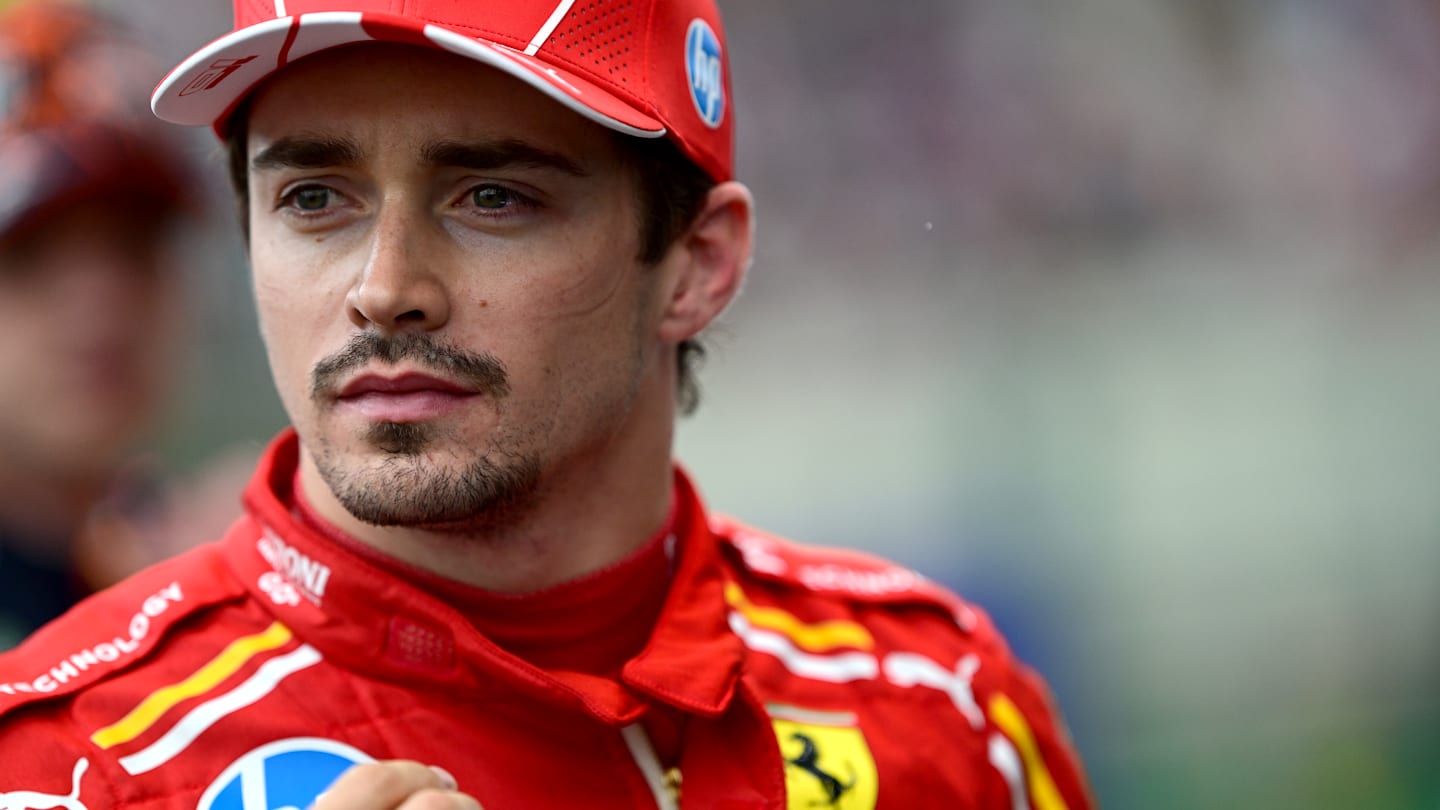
[0,0,1093,807]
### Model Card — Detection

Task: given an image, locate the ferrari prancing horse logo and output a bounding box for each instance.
[770,707,877,809]
[786,732,856,804]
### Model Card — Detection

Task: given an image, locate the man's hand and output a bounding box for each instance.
[313,761,483,809]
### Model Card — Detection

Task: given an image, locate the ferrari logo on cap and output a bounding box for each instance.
[179,56,256,97]
[770,706,878,809]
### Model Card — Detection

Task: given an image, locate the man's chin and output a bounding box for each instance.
[363,421,433,455]
[314,441,544,533]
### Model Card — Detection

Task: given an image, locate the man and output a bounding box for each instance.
[0,0,189,647]
[0,1,1093,808]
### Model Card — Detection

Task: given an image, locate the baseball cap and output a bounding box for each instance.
[151,0,735,182]
[0,0,189,241]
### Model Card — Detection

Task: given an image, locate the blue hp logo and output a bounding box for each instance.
[685,18,725,129]
[198,738,376,810]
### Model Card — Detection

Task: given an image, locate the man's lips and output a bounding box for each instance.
[337,371,475,398]
[334,372,479,422]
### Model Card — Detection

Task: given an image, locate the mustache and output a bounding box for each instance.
[310,332,511,402]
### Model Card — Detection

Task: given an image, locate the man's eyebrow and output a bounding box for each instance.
[251,136,363,172]
[421,139,587,177]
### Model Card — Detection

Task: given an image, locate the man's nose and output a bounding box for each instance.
[346,202,451,333]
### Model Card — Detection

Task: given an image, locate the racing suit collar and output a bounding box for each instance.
[226,429,744,725]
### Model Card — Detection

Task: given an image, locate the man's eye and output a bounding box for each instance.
[471,186,516,210]
[290,187,332,211]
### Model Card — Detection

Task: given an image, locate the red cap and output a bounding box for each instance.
[151,0,734,181]
[0,1,189,240]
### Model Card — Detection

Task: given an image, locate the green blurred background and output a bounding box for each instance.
[87,0,1440,805]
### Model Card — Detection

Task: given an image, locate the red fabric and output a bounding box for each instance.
[292,467,675,677]
[0,430,1092,809]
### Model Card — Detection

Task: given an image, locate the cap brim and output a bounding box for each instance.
[151,11,667,139]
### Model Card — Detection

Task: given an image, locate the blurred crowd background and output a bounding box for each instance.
[15,0,1440,806]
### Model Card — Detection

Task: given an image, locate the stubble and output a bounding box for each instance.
[308,332,542,530]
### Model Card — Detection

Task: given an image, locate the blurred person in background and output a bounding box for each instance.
[0,0,190,647]
[0,0,1092,806]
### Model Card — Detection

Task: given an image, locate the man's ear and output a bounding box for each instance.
[656,181,754,343]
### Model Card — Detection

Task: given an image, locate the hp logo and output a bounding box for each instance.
[198,738,375,810]
[685,18,725,129]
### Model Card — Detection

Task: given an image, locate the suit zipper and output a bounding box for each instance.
[621,723,681,810]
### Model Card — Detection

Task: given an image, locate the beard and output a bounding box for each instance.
[315,426,543,530]
[307,332,543,530]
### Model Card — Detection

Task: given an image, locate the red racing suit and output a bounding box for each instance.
[0,432,1092,809]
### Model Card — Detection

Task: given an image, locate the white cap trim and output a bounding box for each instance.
[423,26,663,139]
[524,0,578,56]
[151,13,666,141]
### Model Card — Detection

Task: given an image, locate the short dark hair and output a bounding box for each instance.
[223,106,717,414]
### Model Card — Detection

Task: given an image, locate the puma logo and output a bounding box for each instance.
[0,758,88,810]
[786,733,854,806]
